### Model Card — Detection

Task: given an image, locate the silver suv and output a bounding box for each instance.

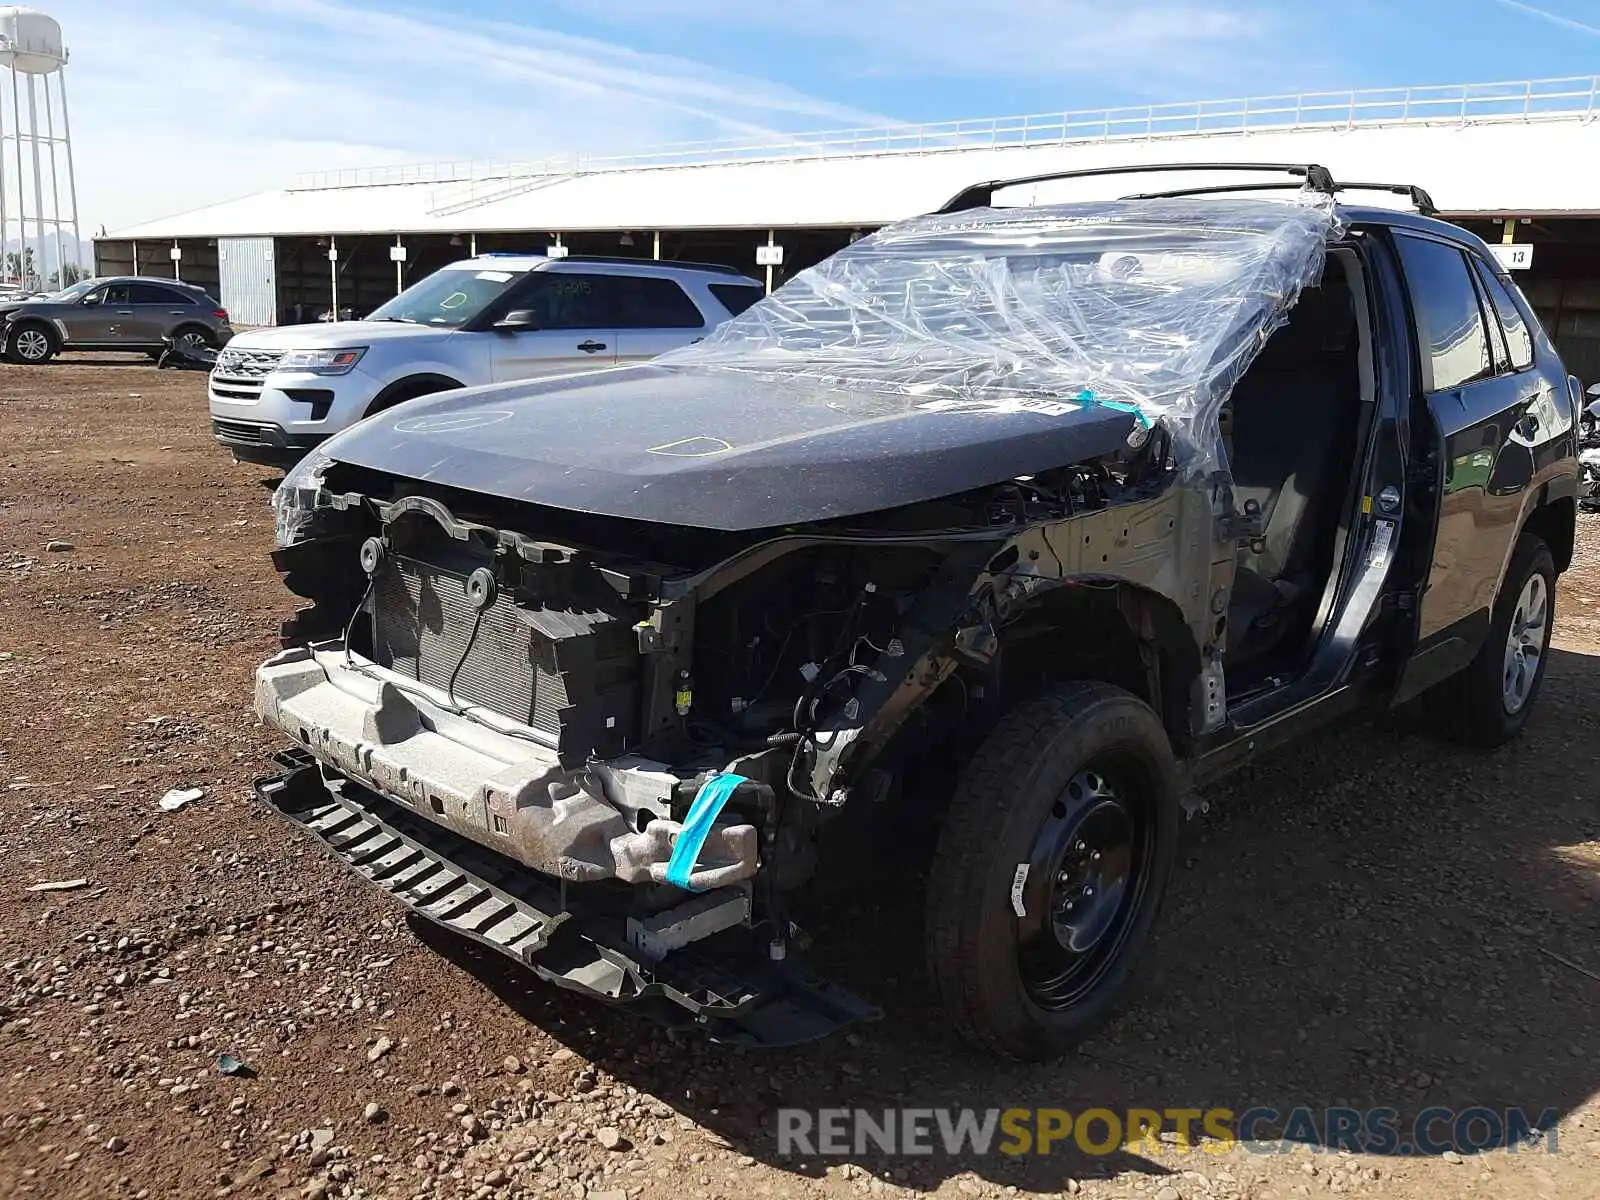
[1,276,233,363]
[209,255,763,466]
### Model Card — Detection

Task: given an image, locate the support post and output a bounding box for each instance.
[469,232,477,257]
[394,234,404,295]
[329,235,338,320]
[172,238,181,281]
[652,230,660,261]
[25,75,44,287]
[56,70,80,280]
[9,69,23,284]
[0,69,9,283]
[41,69,62,286]
[765,229,775,294]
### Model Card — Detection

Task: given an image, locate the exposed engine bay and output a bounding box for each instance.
[265,453,1155,863]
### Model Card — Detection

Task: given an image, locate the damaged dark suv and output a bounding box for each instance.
[255,164,1580,1060]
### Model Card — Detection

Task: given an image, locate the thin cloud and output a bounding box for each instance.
[550,0,1273,80]
[49,0,893,231]
[1492,0,1600,36]
[232,0,890,132]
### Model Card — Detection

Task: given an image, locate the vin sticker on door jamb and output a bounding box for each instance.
[1369,519,1395,570]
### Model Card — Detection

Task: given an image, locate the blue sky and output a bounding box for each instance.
[45,0,1600,231]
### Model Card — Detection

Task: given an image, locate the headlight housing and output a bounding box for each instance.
[272,449,333,547]
[279,347,367,376]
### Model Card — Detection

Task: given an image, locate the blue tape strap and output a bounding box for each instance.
[665,772,748,891]
[1077,388,1152,429]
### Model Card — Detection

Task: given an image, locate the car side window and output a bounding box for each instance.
[100,283,132,305]
[1393,234,1493,392]
[130,283,192,305]
[514,274,618,330]
[613,277,705,329]
[709,282,764,316]
[1470,259,1536,371]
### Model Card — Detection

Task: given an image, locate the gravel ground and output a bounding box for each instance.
[1,358,1597,1200]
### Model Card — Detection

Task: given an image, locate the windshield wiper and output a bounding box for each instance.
[369,315,419,324]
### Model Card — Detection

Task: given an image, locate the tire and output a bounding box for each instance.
[925,681,1180,1061]
[1425,532,1555,748]
[5,322,58,364]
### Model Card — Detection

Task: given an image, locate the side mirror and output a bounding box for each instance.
[494,309,539,331]
[81,294,101,306]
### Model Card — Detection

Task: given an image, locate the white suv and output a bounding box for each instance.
[208,255,764,465]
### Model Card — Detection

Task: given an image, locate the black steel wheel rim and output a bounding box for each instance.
[1016,758,1155,1011]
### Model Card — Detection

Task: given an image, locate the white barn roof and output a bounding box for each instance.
[106,76,1600,240]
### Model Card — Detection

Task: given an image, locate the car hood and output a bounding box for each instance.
[228,321,455,349]
[318,364,1137,531]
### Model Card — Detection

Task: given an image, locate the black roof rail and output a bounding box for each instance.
[1330,181,1439,216]
[551,254,750,276]
[934,162,1338,214]
[1120,178,1438,216]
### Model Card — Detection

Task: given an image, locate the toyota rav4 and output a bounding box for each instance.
[251,164,1580,1060]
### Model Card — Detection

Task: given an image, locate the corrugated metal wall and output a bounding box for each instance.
[217,237,277,327]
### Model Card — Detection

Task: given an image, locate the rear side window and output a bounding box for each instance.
[130,283,194,305]
[1471,259,1535,371]
[613,276,705,329]
[709,282,764,316]
[1394,234,1493,392]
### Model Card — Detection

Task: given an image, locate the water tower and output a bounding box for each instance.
[0,7,77,290]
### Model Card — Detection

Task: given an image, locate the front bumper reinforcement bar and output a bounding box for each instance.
[254,750,877,1048]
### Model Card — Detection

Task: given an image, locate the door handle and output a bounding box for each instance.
[115,309,134,315]
[577,340,607,353]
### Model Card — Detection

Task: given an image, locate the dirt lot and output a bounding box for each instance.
[1,358,1598,1200]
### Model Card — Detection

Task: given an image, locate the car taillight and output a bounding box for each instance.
[214,309,229,321]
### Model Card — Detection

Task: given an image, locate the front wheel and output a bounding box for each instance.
[5,322,57,364]
[1425,532,1555,747]
[925,681,1180,1061]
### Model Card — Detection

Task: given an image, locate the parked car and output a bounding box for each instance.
[0,276,232,363]
[208,255,765,466]
[252,164,1578,1060]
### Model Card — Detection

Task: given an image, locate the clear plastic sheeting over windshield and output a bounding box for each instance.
[658,196,1339,466]
[366,265,528,328]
